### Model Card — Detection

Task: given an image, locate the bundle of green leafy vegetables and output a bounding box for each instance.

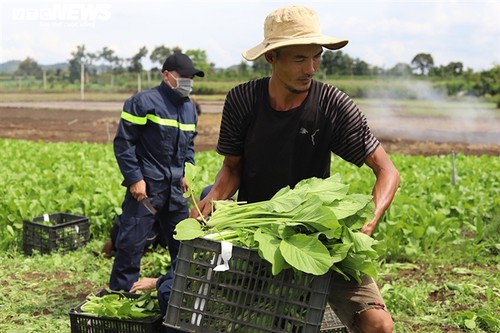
[176,163,380,283]
[80,290,160,319]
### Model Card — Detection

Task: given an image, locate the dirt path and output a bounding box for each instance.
[0,101,499,156]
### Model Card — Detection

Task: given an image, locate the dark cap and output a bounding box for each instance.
[162,53,205,77]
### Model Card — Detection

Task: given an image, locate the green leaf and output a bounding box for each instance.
[279,234,334,275]
[342,227,377,253]
[293,205,341,233]
[329,263,350,281]
[174,218,205,240]
[338,252,378,282]
[263,187,306,213]
[183,162,198,199]
[275,225,297,240]
[145,300,155,311]
[328,243,352,263]
[464,318,476,329]
[330,194,372,220]
[321,227,343,240]
[254,229,286,275]
[117,301,132,319]
[297,175,349,204]
[6,225,14,236]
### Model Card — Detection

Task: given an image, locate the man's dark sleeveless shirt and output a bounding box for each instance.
[217,78,379,203]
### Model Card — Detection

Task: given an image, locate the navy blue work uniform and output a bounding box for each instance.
[110,80,197,292]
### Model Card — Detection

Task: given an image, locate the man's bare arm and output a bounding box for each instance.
[190,155,243,219]
[362,145,400,236]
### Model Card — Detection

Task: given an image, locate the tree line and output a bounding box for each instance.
[10,44,500,102]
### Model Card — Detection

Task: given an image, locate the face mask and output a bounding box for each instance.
[169,73,193,98]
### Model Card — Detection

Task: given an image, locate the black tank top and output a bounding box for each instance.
[238,79,332,203]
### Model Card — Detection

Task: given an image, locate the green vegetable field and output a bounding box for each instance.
[0,138,498,332]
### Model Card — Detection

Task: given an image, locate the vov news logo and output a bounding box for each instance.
[12,3,112,28]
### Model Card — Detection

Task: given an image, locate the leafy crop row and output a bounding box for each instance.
[0,139,218,251]
[0,138,499,332]
[1,139,498,262]
[376,154,498,263]
[322,152,499,263]
[0,139,121,250]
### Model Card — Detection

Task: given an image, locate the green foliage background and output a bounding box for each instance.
[0,140,498,332]
[1,139,499,262]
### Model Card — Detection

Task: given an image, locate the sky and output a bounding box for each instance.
[1,0,499,71]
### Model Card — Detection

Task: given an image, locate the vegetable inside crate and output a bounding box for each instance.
[23,212,90,255]
[164,237,332,333]
[68,289,163,333]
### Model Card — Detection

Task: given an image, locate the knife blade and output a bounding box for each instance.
[141,197,157,215]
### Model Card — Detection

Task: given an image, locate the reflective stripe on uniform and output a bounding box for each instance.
[120,111,196,131]
[121,111,147,125]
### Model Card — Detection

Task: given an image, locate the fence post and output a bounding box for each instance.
[80,62,85,100]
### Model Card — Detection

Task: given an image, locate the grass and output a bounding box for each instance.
[380,257,499,332]
[0,240,110,332]
[0,239,169,332]
[0,240,497,332]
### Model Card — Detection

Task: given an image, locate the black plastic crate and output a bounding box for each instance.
[68,289,163,333]
[23,212,89,255]
[320,304,347,333]
[164,238,333,333]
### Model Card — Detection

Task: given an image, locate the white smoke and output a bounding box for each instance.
[360,79,500,145]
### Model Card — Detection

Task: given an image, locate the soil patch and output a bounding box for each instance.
[0,102,499,156]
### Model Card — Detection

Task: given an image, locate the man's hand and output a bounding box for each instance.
[190,195,213,222]
[189,155,242,222]
[182,177,189,193]
[361,219,377,236]
[129,179,147,201]
[130,277,158,293]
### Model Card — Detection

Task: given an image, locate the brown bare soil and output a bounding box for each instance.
[0,101,499,156]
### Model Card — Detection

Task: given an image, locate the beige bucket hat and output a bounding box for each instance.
[242,6,349,61]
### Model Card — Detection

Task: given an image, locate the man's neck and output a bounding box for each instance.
[268,78,308,111]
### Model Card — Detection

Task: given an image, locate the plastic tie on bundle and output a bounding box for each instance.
[213,241,232,271]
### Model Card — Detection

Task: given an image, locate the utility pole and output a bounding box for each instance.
[80,62,85,100]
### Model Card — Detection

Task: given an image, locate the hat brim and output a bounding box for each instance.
[242,36,349,61]
[177,68,205,77]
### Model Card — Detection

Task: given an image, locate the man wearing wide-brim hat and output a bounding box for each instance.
[193,6,400,333]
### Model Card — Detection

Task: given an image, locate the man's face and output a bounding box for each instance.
[270,44,323,94]
[163,70,194,88]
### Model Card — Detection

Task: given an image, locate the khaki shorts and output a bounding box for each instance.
[327,273,389,332]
